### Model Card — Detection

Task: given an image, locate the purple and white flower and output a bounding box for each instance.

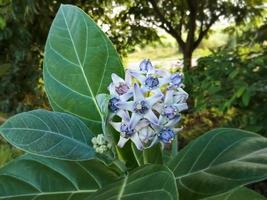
[107,59,189,150]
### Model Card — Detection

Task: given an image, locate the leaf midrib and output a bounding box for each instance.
[0,189,97,199]
[1,127,91,150]
[60,7,103,121]
[174,138,267,180]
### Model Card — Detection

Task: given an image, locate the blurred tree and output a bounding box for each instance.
[111,0,266,70]
[0,0,159,113]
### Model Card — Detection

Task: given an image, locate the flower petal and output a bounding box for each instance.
[152,102,163,113]
[139,59,153,72]
[108,83,117,96]
[120,91,133,101]
[111,73,124,83]
[144,110,159,125]
[147,92,163,106]
[117,136,129,148]
[116,101,134,111]
[174,103,188,112]
[131,133,143,150]
[129,70,146,82]
[165,115,181,127]
[164,89,174,104]
[129,113,142,130]
[174,88,189,103]
[117,110,130,121]
[110,122,122,132]
[133,83,144,101]
[125,70,132,84]
[135,119,149,130]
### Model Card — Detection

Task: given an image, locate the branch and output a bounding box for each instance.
[193,14,220,49]
[148,0,185,49]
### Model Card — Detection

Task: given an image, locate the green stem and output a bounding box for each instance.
[171,134,178,157]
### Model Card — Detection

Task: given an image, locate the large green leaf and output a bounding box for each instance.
[0,154,120,200]
[0,109,95,161]
[89,165,178,200]
[168,128,267,200]
[43,4,124,133]
[202,187,266,200]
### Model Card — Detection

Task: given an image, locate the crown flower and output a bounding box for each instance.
[107,59,189,150]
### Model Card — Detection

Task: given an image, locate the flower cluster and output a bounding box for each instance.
[108,59,188,150]
[91,134,112,154]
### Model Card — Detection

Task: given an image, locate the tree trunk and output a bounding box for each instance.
[182,47,193,71]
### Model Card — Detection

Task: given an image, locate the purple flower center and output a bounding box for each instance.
[139,59,153,72]
[158,128,175,143]
[108,97,120,113]
[115,82,129,95]
[134,100,149,115]
[144,76,159,89]
[162,105,177,120]
[120,123,134,138]
[170,73,182,86]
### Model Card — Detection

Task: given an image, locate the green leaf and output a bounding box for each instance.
[43,4,124,133]
[131,142,144,166]
[143,143,163,165]
[0,154,120,200]
[242,89,251,106]
[0,109,96,161]
[202,187,266,200]
[89,165,178,200]
[168,128,267,200]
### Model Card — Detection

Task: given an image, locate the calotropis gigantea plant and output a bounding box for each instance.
[0,5,267,200]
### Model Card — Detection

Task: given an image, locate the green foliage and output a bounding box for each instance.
[89,165,178,200]
[43,4,124,134]
[0,154,121,199]
[203,187,267,200]
[1,5,267,200]
[185,43,267,134]
[0,109,96,160]
[169,128,267,199]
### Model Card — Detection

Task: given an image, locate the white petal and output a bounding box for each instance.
[147,92,163,106]
[158,77,169,86]
[124,70,132,86]
[152,102,163,113]
[108,83,117,96]
[117,136,129,148]
[174,103,188,112]
[174,127,183,133]
[174,88,189,103]
[144,110,159,125]
[116,101,134,111]
[138,128,148,142]
[110,122,122,132]
[120,91,133,101]
[117,110,130,121]
[129,113,142,130]
[111,73,124,83]
[133,83,144,101]
[135,119,149,130]
[131,133,144,150]
[145,136,159,149]
[165,116,181,127]
[129,70,146,83]
[164,89,174,104]
[155,69,169,77]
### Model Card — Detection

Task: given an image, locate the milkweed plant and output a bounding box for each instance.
[0,4,267,200]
